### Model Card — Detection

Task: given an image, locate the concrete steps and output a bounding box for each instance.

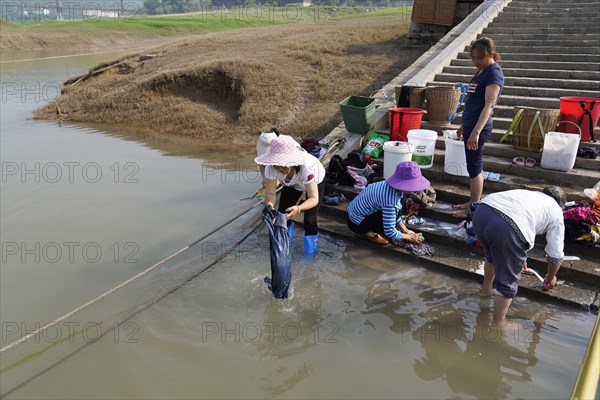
[315,216,599,310]
[450,59,600,72]
[332,0,600,310]
[469,40,600,48]
[428,79,600,99]
[418,121,600,151]
[457,52,600,63]
[443,66,600,81]
[319,197,599,267]
[492,17,600,24]
[508,1,600,6]
[466,46,600,55]
[477,33,600,42]
[435,73,600,90]
[483,27,600,34]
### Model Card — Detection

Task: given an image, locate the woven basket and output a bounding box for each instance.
[409,87,426,109]
[425,86,461,125]
[512,107,560,152]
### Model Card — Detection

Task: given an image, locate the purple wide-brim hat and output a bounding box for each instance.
[386,161,430,192]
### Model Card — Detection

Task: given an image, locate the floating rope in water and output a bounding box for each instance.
[0,198,265,354]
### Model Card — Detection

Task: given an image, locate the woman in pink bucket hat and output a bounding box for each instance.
[347,161,430,245]
[256,135,326,258]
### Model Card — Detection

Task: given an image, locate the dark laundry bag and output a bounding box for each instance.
[262,208,292,299]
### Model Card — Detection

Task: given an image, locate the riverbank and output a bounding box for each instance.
[1,7,398,52]
[32,8,428,142]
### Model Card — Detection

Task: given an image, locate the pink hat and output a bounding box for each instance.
[255,135,305,167]
[386,161,430,192]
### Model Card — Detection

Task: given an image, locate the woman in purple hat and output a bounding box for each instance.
[255,135,326,257]
[347,161,430,245]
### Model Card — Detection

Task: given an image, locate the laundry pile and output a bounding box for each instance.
[564,184,600,246]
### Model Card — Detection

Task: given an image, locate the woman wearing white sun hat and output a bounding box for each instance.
[255,135,326,258]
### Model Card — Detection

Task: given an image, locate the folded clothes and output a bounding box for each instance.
[483,171,501,181]
[322,192,347,206]
[577,147,599,159]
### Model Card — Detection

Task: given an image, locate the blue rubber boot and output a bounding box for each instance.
[303,234,318,264]
[287,223,295,247]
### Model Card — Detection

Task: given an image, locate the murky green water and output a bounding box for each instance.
[0,49,596,399]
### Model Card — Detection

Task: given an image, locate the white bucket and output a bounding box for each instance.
[444,138,469,177]
[256,131,278,156]
[383,141,414,179]
[407,129,438,169]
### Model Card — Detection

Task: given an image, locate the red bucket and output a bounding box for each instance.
[388,108,424,141]
[558,97,600,142]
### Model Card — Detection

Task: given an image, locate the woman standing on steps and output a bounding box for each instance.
[452,37,505,219]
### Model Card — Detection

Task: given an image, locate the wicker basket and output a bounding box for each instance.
[409,87,426,109]
[512,107,560,152]
[425,86,461,125]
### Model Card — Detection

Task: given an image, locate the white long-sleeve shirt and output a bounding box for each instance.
[481,189,565,261]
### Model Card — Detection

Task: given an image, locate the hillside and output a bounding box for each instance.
[33,9,428,141]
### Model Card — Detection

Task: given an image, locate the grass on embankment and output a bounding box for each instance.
[33,7,427,142]
[2,6,412,36]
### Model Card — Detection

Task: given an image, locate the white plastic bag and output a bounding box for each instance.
[584,181,600,201]
[540,131,580,172]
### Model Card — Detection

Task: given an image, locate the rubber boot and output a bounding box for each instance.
[303,234,318,264]
[287,223,295,247]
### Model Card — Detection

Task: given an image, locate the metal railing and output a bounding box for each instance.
[571,313,600,400]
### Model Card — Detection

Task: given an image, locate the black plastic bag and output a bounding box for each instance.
[262,207,292,299]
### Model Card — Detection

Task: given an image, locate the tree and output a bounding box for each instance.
[144,0,161,14]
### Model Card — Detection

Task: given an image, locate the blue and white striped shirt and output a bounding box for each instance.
[347,181,404,241]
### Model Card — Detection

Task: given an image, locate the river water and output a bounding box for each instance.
[0,49,596,399]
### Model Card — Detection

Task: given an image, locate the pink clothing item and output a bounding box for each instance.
[346,167,367,190]
[564,207,599,225]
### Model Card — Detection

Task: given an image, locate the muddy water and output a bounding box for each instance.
[0,50,596,399]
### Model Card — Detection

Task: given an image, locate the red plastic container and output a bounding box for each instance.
[388,108,424,142]
[558,97,600,142]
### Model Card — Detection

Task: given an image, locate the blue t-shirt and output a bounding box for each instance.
[461,63,504,130]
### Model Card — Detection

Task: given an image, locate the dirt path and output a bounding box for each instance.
[0,27,196,54]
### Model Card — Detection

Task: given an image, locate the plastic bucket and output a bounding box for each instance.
[444,138,468,177]
[383,141,415,179]
[559,97,600,142]
[407,129,438,169]
[388,108,424,141]
[339,96,376,134]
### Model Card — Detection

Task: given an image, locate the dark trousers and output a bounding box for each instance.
[347,211,386,237]
[463,126,493,178]
[278,181,325,236]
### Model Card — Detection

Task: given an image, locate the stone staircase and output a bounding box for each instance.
[311,0,600,310]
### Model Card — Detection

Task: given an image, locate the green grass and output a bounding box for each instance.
[2,6,412,36]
